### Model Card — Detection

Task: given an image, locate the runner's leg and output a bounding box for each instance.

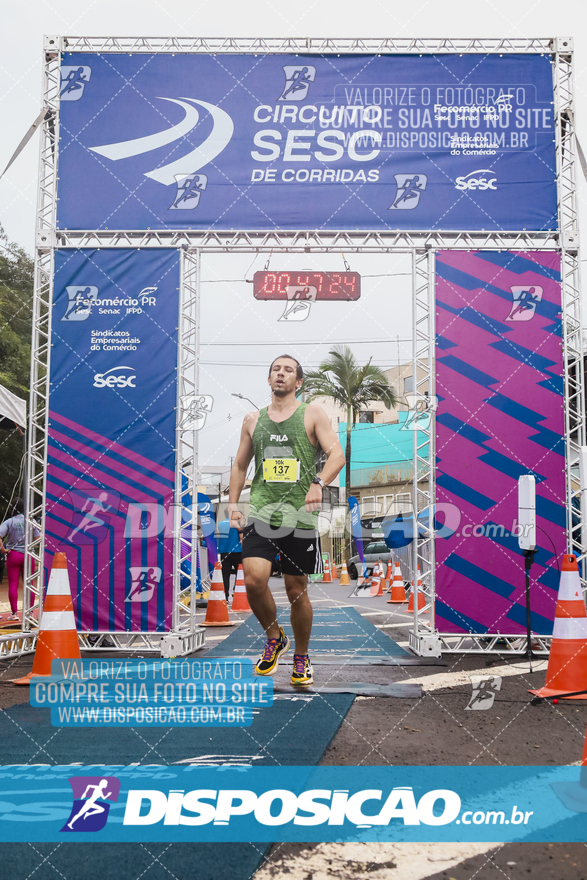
[6,550,24,614]
[243,557,280,639]
[220,554,232,600]
[284,574,312,655]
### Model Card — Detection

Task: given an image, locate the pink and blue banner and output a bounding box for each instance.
[46,249,180,632]
[435,251,565,635]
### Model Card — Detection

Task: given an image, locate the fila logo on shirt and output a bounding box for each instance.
[269,434,289,442]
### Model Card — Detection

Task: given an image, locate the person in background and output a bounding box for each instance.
[217,507,243,601]
[0,498,35,621]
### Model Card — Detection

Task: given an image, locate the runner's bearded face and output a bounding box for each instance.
[268,360,300,397]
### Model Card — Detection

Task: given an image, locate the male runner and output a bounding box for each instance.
[228,355,344,686]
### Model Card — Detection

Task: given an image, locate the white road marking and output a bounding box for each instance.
[255,842,501,880]
[401,660,548,692]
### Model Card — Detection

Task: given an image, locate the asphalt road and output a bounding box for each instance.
[1,576,586,879]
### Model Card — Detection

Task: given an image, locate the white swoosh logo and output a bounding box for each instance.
[88,97,234,186]
[89,98,200,160]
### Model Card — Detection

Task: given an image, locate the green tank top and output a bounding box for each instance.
[249,402,318,530]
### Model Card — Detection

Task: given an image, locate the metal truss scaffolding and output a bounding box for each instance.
[555,41,586,571]
[408,250,439,658]
[1,36,580,661]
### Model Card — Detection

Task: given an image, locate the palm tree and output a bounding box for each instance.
[301,345,397,503]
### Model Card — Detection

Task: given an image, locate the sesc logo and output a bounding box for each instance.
[455,170,497,191]
[93,366,137,389]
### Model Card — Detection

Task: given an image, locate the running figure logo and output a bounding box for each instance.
[179,394,214,431]
[126,566,162,603]
[465,675,502,710]
[400,392,438,432]
[389,174,428,210]
[278,66,316,101]
[170,173,208,210]
[64,490,119,546]
[61,776,120,832]
[278,285,318,322]
[60,66,92,101]
[505,286,543,322]
[61,285,99,322]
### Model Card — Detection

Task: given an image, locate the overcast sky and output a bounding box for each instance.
[1,0,585,467]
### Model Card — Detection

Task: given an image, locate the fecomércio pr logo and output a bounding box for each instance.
[61,776,121,833]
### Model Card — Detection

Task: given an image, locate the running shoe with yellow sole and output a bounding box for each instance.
[291,654,313,686]
[255,626,291,676]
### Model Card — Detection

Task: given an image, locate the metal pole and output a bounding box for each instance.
[427,250,437,634]
[412,250,419,633]
[193,248,201,623]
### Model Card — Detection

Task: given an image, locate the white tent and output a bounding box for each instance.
[0,383,26,430]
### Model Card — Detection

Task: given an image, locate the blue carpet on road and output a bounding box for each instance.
[0,669,354,879]
[206,606,409,659]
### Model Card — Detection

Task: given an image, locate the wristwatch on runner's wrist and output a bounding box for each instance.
[312,477,325,489]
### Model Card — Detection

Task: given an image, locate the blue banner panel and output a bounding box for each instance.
[47,249,180,632]
[57,53,556,231]
[0,765,586,842]
[30,659,272,727]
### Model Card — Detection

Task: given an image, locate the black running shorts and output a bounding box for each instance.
[241,519,323,576]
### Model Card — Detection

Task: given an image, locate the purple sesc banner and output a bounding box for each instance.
[46,249,180,632]
[435,251,565,635]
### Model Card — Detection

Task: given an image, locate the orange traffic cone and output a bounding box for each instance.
[331,562,338,580]
[231,564,251,612]
[530,554,587,699]
[407,565,426,612]
[202,561,236,627]
[12,552,80,686]
[322,557,332,583]
[370,561,385,597]
[339,560,350,586]
[388,560,407,603]
[384,559,393,592]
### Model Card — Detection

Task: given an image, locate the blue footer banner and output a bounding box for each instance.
[1,765,585,842]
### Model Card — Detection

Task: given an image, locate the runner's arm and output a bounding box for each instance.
[228,414,256,530]
[304,406,345,511]
[312,406,345,484]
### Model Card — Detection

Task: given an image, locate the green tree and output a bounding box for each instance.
[301,344,397,502]
[0,225,33,514]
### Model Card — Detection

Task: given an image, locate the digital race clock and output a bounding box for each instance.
[253,271,361,301]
